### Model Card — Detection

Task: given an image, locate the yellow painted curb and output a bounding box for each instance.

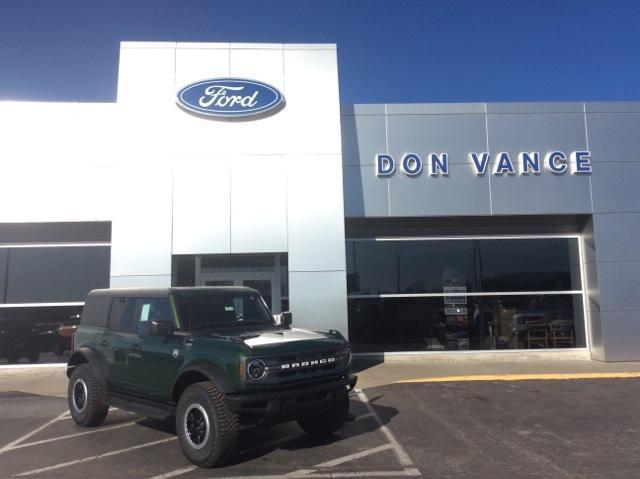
[396,372,640,383]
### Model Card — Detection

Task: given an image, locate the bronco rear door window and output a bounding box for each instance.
[108,297,137,333]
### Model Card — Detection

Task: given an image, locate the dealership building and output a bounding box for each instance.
[0,42,639,362]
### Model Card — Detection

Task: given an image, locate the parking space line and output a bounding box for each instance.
[53,407,123,423]
[397,372,640,383]
[314,443,393,468]
[355,389,414,467]
[5,420,138,451]
[354,412,375,421]
[145,466,198,479]
[284,470,316,477]
[0,410,68,454]
[15,437,176,476]
[186,469,421,478]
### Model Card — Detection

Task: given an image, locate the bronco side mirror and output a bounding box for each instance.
[149,320,174,337]
[280,311,293,329]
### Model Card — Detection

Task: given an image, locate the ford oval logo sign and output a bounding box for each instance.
[176,78,284,119]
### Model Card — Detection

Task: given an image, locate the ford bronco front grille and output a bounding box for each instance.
[249,348,350,384]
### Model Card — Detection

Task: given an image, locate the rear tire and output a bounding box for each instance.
[68,363,109,427]
[176,381,239,468]
[297,394,350,436]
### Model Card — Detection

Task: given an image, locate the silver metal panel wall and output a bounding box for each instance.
[581,218,603,359]
[342,101,640,360]
[387,164,491,216]
[230,157,288,254]
[586,107,640,360]
[110,166,174,285]
[486,111,592,215]
[386,113,487,166]
[172,159,232,255]
[342,165,389,217]
[287,154,346,272]
[288,271,348,334]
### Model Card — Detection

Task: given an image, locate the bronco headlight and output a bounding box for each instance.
[247,359,267,381]
[343,347,352,365]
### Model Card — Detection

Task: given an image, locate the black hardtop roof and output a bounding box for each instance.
[87,286,257,299]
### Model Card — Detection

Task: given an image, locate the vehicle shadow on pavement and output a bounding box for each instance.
[135,396,400,467]
[0,390,54,399]
[137,415,177,434]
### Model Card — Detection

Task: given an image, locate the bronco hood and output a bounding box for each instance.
[228,327,346,353]
[243,328,327,347]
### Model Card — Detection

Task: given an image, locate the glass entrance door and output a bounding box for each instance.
[201,273,235,287]
[198,271,280,313]
[239,273,274,311]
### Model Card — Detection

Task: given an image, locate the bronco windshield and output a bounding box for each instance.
[171,290,275,332]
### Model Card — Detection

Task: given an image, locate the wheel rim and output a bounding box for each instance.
[183,403,210,450]
[72,378,88,412]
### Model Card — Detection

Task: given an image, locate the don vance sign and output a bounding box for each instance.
[375,151,592,177]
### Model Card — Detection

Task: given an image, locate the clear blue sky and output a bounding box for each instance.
[1,0,639,104]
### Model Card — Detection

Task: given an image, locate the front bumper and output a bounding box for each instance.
[225,374,357,426]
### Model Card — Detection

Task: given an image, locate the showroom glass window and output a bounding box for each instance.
[0,245,110,365]
[346,237,585,352]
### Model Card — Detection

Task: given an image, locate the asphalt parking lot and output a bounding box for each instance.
[1,376,639,478]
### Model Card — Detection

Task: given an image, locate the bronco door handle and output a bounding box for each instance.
[99,339,109,347]
[131,344,142,353]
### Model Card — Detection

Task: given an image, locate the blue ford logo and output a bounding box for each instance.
[176,78,284,119]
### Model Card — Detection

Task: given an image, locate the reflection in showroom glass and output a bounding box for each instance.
[347,238,581,295]
[348,295,585,353]
[0,306,82,364]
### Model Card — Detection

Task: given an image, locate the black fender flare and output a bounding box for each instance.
[171,362,234,402]
[66,347,108,387]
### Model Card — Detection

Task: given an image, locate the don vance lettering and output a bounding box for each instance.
[375,151,592,177]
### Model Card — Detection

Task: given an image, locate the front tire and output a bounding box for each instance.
[67,363,109,427]
[176,382,239,468]
[297,394,350,436]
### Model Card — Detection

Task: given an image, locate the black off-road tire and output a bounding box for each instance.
[67,363,109,427]
[297,394,350,436]
[176,381,239,468]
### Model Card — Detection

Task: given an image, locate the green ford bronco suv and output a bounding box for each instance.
[66,287,356,467]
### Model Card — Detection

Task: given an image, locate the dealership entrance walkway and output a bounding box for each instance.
[1,356,639,397]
